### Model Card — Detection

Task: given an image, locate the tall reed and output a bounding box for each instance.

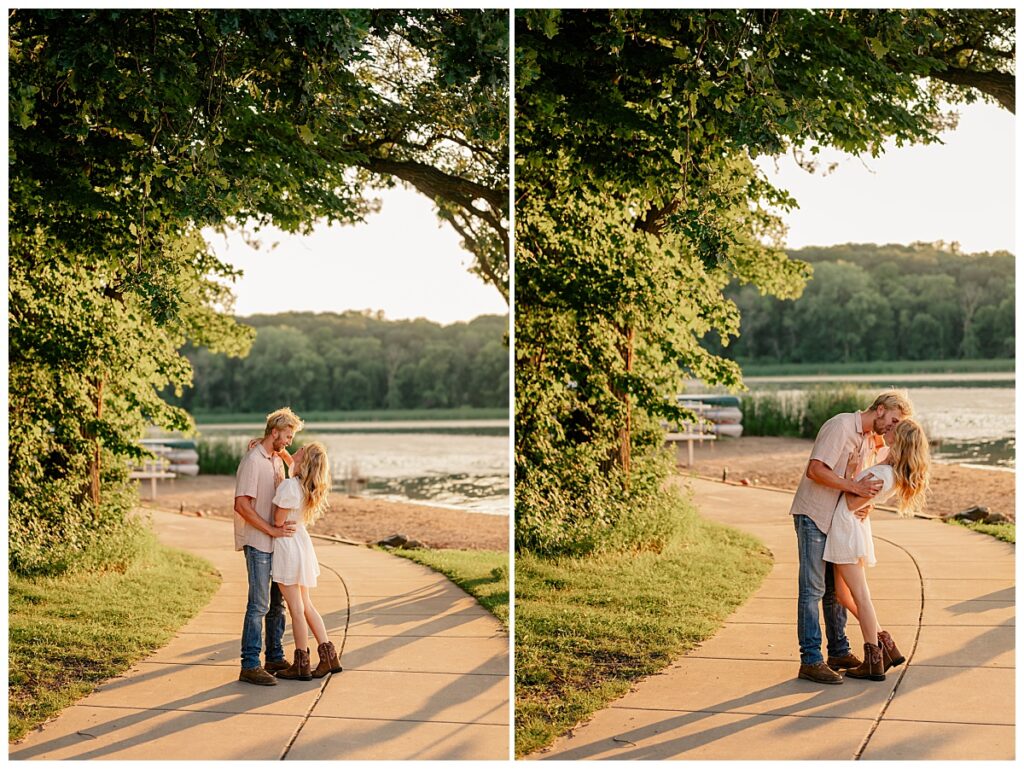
[740,385,870,439]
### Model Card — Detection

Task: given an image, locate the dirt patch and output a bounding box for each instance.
[678,436,1015,520]
[138,474,508,551]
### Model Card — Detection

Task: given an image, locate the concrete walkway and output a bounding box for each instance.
[533,477,1014,760]
[10,510,509,760]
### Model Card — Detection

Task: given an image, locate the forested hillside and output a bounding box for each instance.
[705,242,1014,363]
[174,312,508,413]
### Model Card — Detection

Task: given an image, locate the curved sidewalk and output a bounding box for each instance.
[534,477,1014,760]
[10,510,509,760]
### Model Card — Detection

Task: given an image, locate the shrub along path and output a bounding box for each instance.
[10,510,509,760]
[529,477,1014,760]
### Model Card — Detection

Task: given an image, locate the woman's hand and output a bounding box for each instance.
[844,450,861,480]
[247,438,260,451]
[277,446,293,468]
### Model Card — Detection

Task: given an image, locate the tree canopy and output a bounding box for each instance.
[706,243,1015,363]
[8,9,508,574]
[514,9,1015,554]
[175,312,508,413]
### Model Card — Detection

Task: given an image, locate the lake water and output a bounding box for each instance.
[743,375,1015,471]
[198,420,510,515]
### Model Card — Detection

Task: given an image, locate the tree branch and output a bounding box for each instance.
[930,66,1015,113]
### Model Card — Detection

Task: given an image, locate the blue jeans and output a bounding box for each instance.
[240,545,286,670]
[794,515,850,665]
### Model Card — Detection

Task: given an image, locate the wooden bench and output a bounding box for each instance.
[665,427,717,467]
[128,457,177,499]
[663,403,720,468]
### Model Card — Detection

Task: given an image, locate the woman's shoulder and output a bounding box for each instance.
[856,463,893,480]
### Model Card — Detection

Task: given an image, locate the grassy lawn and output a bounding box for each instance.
[190,407,508,425]
[8,533,221,742]
[739,358,1014,377]
[388,548,509,627]
[948,519,1015,544]
[514,502,773,757]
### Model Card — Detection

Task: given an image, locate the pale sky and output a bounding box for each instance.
[207,101,1012,321]
[205,186,508,323]
[756,100,1015,254]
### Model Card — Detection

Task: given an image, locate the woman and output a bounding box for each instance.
[824,418,930,681]
[269,441,343,681]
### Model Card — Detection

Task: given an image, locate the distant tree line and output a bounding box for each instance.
[704,243,1014,364]
[173,312,509,413]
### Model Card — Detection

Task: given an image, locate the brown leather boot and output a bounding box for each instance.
[265,658,290,674]
[846,642,885,681]
[798,662,843,685]
[877,630,905,671]
[312,641,343,679]
[275,648,312,681]
[826,651,862,671]
[239,666,277,686]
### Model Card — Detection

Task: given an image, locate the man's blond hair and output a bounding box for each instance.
[264,406,304,437]
[869,389,914,416]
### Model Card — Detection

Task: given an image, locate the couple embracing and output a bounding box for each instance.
[792,390,931,684]
[232,407,344,685]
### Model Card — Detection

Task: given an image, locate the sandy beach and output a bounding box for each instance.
[138,474,508,551]
[678,436,1015,520]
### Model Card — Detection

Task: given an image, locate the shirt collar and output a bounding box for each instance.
[257,441,275,460]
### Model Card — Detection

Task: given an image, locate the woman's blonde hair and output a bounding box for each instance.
[888,419,930,517]
[294,441,332,525]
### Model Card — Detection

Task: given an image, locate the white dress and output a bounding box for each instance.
[824,463,895,568]
[271,478,321,587]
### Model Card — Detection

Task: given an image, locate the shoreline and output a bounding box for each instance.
[679,436,1015,520]
[138,474,508,551]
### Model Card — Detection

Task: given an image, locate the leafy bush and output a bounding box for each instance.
[9,435,150,577]
[516,416,686,557]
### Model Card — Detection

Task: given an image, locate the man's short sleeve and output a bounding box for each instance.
[809,416,848,471]
[234,452,259,500]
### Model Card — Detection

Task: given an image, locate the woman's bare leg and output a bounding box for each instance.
[833,567,860,621]
[277,583,308,651]
[834,563,879,646]
[300,586,330,647]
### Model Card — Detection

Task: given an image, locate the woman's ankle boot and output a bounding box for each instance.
[276,648,312,681]
[312,641,343,678]
[846,642,885,681]
[877,629,905,671]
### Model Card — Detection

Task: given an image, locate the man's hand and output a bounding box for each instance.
[853,503,873,521]
[272,522,297,538]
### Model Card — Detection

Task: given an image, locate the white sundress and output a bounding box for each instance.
[823,463,895,568]
[271,477,321,587]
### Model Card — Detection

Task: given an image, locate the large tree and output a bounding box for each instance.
[8,9,508,573]
[514,9,1014,554]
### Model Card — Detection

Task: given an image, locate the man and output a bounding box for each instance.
[790,390,913,684]
[234,407,305,686]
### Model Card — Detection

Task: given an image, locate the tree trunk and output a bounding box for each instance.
[614,325,635,484]
[87,375,104,515]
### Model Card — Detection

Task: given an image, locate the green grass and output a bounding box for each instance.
[514,497,773,757]
[8,531,221,741]
[738,358,1014,377]
[191,407,508,424]
[388,548,509,627]
[948,519,1015,544]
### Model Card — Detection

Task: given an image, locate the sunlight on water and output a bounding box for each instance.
[202,422,510,515]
